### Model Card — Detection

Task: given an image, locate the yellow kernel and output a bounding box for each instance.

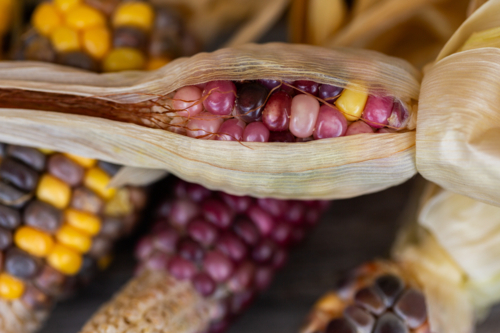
[82,26,111,59]
[113,2,154,31]
[104,188,133,217]
[32,3,63,37]
[47,244,83,275]
[146,57,171,71]
[97,255,113,270]
[56,224,92,253]
[50,26,81,53]
[38,148,55,154]
[64,153,97,168]
[37,174,71,209]
[0,274,25,300]
[55,0,82,12]
[102,47,145,72]
[65,208,101,236]
[335,84,369,121]
[84,167,116,200]
[14,227,54,257]
[65,4,106,31]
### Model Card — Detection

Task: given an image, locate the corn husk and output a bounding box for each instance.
[0,299,49,333]
[0,43,420,199]
[417,0,500,207]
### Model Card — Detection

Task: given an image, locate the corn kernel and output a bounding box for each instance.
[65,208,101,235]
[84,167,116,200]
[65,4,106,31]
[47,244,83,275]
[335,84,369,121]
[37,174,71,209]
[55,0,82,13]
[56,224,92,253]
[97,255,113,270]
[113,2,154,31]
[146,57,171,71]
[0,273,25,300]
[82,26,111,59]
[50,26,81,53]
[102,47,145,72]
[104,188,133,216]
[32,3,63,37]
[38,148,55,154]
[14,227,54,257]
[64,153,96,168]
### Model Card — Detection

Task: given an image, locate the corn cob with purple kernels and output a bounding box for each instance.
[14,0,199,72]
[81,179,329,333]
[0,143,146,333]
[302,261,430,333]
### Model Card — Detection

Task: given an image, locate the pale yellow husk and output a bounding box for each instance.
[0,43,420,199]
[0,298,49,333]
[417,0,500,207]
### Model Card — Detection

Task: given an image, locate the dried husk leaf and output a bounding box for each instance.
[0,43,420,199]
[0,299,49,333]
[467,0,489,17]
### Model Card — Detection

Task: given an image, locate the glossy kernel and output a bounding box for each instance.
[0,273,25,300]
[82,26,111,60]
[103,48,146,72]
[65,208,101,236]
[65,4,106,31]
[32,3,63,37]
[64,153,96,168]
[290,94,320,138]
[47,244,83,275]
[37,174,71,209]
[113,2,154,31]
[50,26,81,53]
[84,167,116,200]
[54,0,82,13]
[56,225,92,253]
[335,85,369,121]
[14,227,54,257]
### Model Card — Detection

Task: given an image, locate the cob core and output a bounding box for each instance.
[82,179,329,333]
[0,143,146,333]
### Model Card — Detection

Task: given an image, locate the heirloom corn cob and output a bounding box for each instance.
[81,178,328,333]
[0,143,146,333]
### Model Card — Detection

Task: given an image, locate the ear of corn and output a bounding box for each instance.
[0,143,147,333]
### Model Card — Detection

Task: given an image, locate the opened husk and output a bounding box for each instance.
[0,43,420,199]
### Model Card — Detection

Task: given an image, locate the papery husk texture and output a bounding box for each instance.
[0,43,420,199]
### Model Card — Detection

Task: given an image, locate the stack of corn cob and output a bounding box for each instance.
[13,0,199,71]
[0,143,146,332]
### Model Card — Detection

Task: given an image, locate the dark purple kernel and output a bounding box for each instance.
[186,183,211,202]
[0,205,20,229]
[233,218,260,246]
[0,182,29,208]
[373,313,409,333]
[0,227,12,250]
[319,84,343,101]
[343,305,375,333]
[202,199,233,229]
[285,201,306,225]
[216,232,248,262]
[167,255,197,280]
[48,154,84,186]
[252,239,276,263]
[0,158,39,191]
[203,250,234,282]
[219,193,252,213]
[394,289,427,329]
[271,222,293,246]
[374,274,405,307]
[7,146,46,171]
[187,218,219,247]
[57,51,99,72]
[24,200,63,233]
[258,79,281,90]
[257,198,288,217]
[113,26,148,50]
[235,82,269,122]
[262,91,291,132]
[178,238,204,262]
[227,261,255,292]
[21,285,52,310]
[71,187,104,215]
[293,80,319,96]
[354,286,387,315]
[269,131,295,142]
[192,272,216,297]
[325,318,356,333]
[5,249,41,279]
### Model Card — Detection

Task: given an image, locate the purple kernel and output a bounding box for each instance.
[135,236,154,260]
[233,218,260,246]
[325,318,356,333]
[362,95,394,129]
[293,80,319,96]
[252,239,276,263]
[186,183,212,202]
[247,205,275,237]
[272,248,288,269]
[144,252,170,271]
[219,193,252,213]
[269,131,295,142]
[388,100,409,129]
[217,119,245,141]
[169,199,199,228]
[285,202,306,225]
[345,121,374,136]
[202,80,236,116]
[394,289,427,329]
[373,313,409,333]
[227,261,255,292]
[257,198,288,217]
[187,218,219,247]
[168,256,197,280]
[216,232,248,262]
[178,238,204,262]
[354,286,386,315]
[235,82,269,122]
[242,122,270,142]
[314,105,348,139]
[203,250,234,282]
[262,91,291,132]
[258,79,281,90]
[319,84,343,101]
[202,199,234,229]
[153,227,179,254]
[271,222,293,246]
[192,272,216,297]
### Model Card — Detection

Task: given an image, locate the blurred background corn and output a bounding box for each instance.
[13,0,200,72]
[0,143,147,332]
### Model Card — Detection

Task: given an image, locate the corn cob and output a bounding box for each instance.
[0,143,147,333]
[13,0,199,72]
[302,261,429,333]
[81,179,329,333]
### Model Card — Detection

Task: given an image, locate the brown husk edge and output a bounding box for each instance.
[0,43,419,199]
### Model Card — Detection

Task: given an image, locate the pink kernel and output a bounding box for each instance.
[262,91,291,132]
[172,86,203,117]
[186,112,224,139]
[290,94,320,138]
[202,80,236,116]
[243,122,270,142]
[314,105,347,140]
[217,119,246,141]
[345,121,374,136]
[362,95,394,129]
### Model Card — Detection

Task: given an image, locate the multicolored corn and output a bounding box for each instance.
[81,179,329,333]
[14,0,199,71]
[0,143,146,333]
[302,261,429,333]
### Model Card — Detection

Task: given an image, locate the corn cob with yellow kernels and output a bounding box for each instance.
[13,0,199,72]
[0,142,146,333]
